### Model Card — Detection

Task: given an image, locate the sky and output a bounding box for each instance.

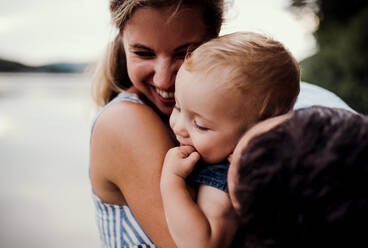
[0,0,317,66]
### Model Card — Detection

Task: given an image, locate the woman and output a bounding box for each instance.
[89,0,225,247]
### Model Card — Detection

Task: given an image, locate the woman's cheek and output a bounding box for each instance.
[127,59,151,84]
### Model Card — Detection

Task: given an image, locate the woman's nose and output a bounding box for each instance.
[153,57,178,89]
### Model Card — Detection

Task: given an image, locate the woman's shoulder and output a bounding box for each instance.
[92,92,160,135]
[90,91,174,195]
[91,91,173,153]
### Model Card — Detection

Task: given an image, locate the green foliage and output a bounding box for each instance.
[290,0,368,113]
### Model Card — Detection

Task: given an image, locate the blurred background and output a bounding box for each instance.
[0,0,366,247]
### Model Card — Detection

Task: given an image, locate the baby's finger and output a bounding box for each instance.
[178,145,196,157]
[179,151,200,176]
[186,151,200,163]
[181,151,200,171]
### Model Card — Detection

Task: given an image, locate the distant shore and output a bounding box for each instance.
[0,58,89,73]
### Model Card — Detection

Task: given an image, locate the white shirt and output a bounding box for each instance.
[294,82,355,112]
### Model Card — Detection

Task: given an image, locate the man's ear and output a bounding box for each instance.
[227,153,233,163]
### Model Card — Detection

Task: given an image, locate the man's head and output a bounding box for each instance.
[228,106,368,247]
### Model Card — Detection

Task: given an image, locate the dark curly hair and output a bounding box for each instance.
[232,106,368,248]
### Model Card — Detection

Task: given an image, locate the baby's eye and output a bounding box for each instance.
[194,120,209,131]
[133,51,155,58]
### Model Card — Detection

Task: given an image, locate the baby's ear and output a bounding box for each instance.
[227,153,233,163]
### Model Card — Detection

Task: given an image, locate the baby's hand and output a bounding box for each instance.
[163,145,200,179]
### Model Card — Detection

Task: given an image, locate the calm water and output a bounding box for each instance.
[0,73,100,248]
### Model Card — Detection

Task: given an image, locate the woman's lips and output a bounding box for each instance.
[152,86,175,105]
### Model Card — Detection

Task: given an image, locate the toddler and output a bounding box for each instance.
[160,31,300,248]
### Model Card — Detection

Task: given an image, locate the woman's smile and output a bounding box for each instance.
[122,6,207,115]
[152,86,175,105]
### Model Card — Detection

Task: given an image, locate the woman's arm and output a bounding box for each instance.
[90,101,176,247]
[161,146,238,248]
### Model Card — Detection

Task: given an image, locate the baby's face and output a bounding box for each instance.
[170,66,247,163]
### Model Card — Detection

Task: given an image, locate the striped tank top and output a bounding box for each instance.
[91,92,156,248]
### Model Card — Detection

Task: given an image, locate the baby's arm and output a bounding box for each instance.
[160,146,238,248]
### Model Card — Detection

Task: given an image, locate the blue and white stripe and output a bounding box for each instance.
[90,92,145,134]
[92,192,156,248]
[91,92,155,247]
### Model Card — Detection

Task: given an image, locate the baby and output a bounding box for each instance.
[160,31,300,248]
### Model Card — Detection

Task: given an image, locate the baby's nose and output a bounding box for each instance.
[172,120,189,139]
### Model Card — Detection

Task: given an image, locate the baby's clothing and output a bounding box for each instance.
[187,160,229,192]
[90,92,156,248]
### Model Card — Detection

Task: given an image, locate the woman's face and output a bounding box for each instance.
[122,6,208,115]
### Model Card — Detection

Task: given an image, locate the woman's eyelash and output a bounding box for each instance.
[175,51,187,59]
[133,51,155,57]
[133,51,186,59]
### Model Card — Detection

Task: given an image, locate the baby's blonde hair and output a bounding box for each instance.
[184,31,300,127]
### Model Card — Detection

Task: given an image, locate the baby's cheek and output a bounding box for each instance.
[194,139,217,163]
[169,112,176,129]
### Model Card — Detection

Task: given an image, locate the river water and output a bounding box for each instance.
[0,73,100,248]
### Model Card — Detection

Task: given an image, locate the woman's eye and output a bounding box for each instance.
[175,51,187,59]
[133,51,155,58]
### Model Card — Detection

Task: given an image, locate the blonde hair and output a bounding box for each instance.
[92,0,225,107]
[184,31,300,127]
